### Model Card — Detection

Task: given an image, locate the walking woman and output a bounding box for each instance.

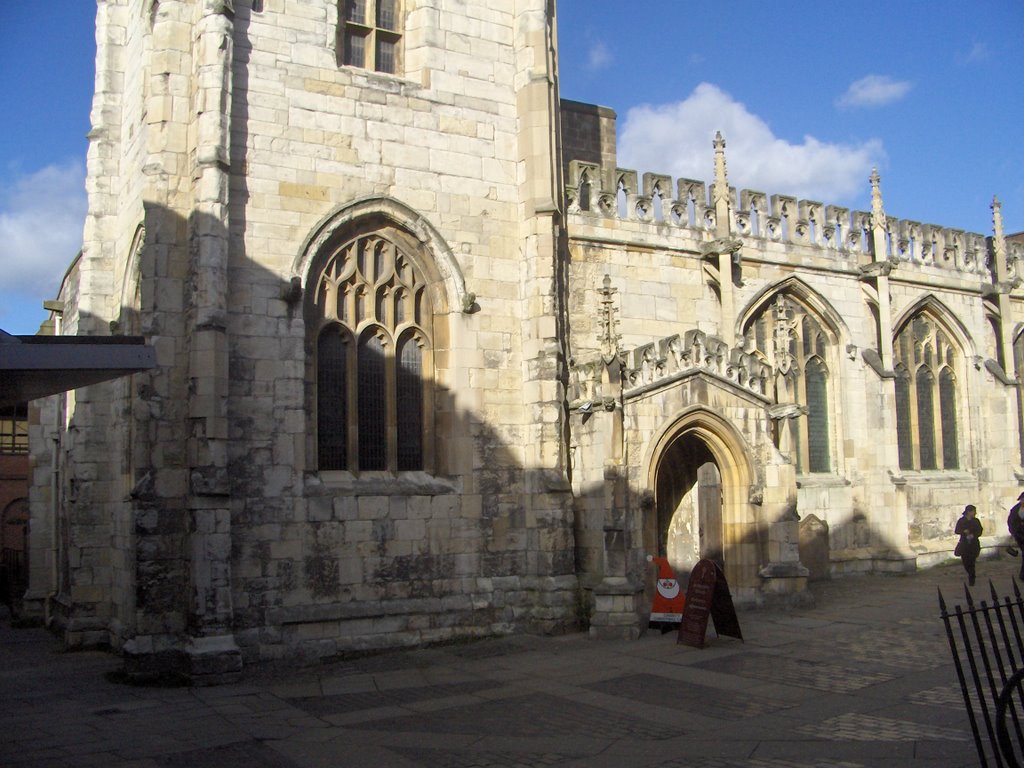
[955,504,982,586]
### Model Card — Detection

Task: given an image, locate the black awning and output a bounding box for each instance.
[0,331,157,407]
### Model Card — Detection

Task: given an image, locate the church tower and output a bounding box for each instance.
[31,0,576,679]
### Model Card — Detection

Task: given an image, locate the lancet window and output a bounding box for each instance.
[747,295,833,474]
[894,315,959,470]
[338,0,402,74]
[312,230,432,473]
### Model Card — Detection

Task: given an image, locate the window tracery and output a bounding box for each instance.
[746,294,832,474]
[313,231,432,473]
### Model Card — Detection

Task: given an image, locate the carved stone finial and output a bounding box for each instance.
[772,295,797,375]
[598,274,621,362]
[870,168,886,230]
[712,131,729,206]
[993,195,1007,263]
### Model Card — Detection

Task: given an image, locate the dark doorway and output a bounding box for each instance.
[654,435,722,576]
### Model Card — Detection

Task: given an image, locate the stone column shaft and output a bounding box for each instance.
[185,4,236,660]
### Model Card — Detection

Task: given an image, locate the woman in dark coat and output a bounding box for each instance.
[1008,492,1024,580]
[955,504,982,586]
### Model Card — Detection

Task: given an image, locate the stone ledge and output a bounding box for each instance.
[308,471,461,496]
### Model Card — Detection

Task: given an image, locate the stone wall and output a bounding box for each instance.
[25,0,1024,669]
[563,107,1023,589]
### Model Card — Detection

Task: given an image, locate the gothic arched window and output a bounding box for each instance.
[312,230,433,473]
[894,314,960,471]
[746,294,834,474]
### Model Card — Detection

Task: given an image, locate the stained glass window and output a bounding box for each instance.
[894,314,959,470]
[805,358,830,473]
[895,368,913,469]
[396,335,423,471]
[916,368,936,469]
[940,368,958,470]
[317,330,348,470]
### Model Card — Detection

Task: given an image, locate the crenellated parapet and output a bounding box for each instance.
[570,328,772,407]
[566,159,997,280]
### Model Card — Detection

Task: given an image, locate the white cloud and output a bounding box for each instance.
[837,74,912,109]
[587,40,611,70]
[618,83,884,204]
[957,41,989,65]
[0,161,86,297]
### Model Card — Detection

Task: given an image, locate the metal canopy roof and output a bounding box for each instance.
[0,331,156,408]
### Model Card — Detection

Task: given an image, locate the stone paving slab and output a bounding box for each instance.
[0,563,1006,767]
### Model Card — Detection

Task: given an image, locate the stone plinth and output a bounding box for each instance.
[588,577,643,640]
[759,518,814,607]
[122,634,242,685]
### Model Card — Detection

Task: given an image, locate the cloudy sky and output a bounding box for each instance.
[1,2,1022,334]
[559,1,1022,233]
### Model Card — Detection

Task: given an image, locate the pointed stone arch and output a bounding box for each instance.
[1012,322,1024,348]
[892,293,973,471]
[118,223,146,334]
[299,200,451,476]
[642,406,761,593]
[893,293,976,359]
[737,275,847,346]
[737,276,845,476]
[293,195,470,317]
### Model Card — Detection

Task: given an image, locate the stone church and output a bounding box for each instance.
[22,0,1024,679]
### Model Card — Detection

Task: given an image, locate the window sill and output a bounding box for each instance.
[796,474,850,489]
[310,471,459,496]
[888,469,976,487]
[341,66,411,92]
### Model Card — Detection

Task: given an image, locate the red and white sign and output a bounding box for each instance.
[648,555,686,623]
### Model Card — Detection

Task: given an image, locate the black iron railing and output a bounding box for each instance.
[940,581,1024,766]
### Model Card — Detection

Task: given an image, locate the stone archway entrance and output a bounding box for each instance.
[654,435,723,581]
[643,407,760,599]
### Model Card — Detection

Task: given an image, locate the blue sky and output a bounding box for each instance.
[1,1,1021,335]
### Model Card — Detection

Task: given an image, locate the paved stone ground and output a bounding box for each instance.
[0,561,1013,767]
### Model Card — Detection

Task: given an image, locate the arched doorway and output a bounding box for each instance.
[655,435,723,579]
[643,407,759,596]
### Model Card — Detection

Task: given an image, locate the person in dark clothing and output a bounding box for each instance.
[955,504,982,586]
[1008,492,1024,579]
